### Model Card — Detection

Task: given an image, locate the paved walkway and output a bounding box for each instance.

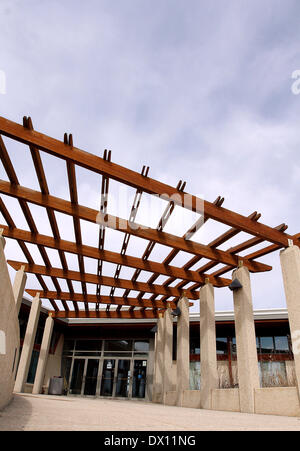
[1,393,300,431]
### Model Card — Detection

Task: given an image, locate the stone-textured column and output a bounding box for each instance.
[13,265,27,314]
[232,265,260,413]
[162,308,173,403]
[176,296,190,407]
[32,314,54,394]
[14,294,41,393]
[200,282,218,409]
[152,314,165,403]
[280,245,300,397]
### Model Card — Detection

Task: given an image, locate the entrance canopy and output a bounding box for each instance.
[0,116,299,319]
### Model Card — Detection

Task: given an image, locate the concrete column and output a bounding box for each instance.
[162,308,173,403]
[152,314,164,403]
[14,294,41,393]
[200,282,218,409]
[232,265,260,413]
[13,265,27,314]
[32,314,54,394]
[176,296,190,407]
[280,245,300,397]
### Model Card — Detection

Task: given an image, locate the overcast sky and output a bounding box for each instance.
[0,0,300,312]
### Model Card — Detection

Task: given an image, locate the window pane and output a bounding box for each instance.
[75,340,102,351]
[231,337,237,355]
[63,339,75,352]
[104,340,133,352]
[134,340,149,352]
[216,338,227,355]
[190,337,200,355]
[190,361,201,390]
[27,350,39,384]
[260,337,274,354]
[104,352,132,357]
[259,361,288,387]
[275,336,289,354]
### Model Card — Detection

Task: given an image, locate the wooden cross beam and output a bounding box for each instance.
[0,116,296,246]
[0,225,232,287]
[25,290,193,310]
[0,181,272,273]
[8,261,201,299]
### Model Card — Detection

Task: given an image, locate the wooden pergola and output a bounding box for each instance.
[0,115,299,320]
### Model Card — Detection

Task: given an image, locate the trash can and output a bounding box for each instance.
[48,376,64,395]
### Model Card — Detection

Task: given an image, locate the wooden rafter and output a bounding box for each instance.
[53,309,164,319]
[25,290,192,310]
[0,181,272,273]
[0,116,296,246]
[8,260,202,299]
[0,224,232,287]
[0,115,298,319]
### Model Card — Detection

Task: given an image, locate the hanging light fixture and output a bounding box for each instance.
[171,307,181,317]
[229,279,243,291]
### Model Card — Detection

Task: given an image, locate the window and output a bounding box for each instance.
[63,339,75,355]
[274,336,290,354]
[259,361,288,387]
[27,350,39,384]
[190,362,201,390]
[75,340,102,351]
[259,337,274,354]
[134,340,149,354]
[190,337,200,355]
[104,340,132,352]
[216,338,227,355]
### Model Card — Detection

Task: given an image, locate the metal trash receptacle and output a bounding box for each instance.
[48,376,64,395]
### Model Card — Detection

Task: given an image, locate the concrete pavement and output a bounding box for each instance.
[1,393,300,431]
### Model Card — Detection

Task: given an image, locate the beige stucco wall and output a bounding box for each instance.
[0,237,20,410]
[182,390,201,408]
[164,391,177,406]
[211,388,240,412]
[254,387,300,417]
[42,334,64,393]
[286,361,297,387]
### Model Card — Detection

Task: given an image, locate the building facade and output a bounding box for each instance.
[19,298,295,400]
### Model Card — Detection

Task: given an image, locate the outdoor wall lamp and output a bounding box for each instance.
[228,279,243,291]
[150,324,158,333]
[171,307,181,317]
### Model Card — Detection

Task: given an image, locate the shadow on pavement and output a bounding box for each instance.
[0,394,33,431]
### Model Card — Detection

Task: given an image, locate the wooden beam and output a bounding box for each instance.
[0,181,272,273]
[0,134,63,303]
[0,116,295,246]
[53,309,163,319]
[25,290,192,310]
[0,224,232,287]
[8,261,201,299]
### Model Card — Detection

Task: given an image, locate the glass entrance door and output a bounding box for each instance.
[84,359,100,396]
[115,359,131,397]
[100,359,115,396]
[132,360,147,398]
[69,358,85,395]
[68,357,148,399]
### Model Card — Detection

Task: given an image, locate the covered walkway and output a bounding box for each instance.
[1,393,300,431]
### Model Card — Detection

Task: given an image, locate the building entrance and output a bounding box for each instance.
[68,356,147,399]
